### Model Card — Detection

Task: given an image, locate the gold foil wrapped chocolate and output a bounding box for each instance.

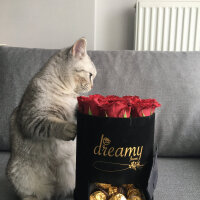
[127,188,142,200]
[96,183,112,190]
[93,183,144,200]
[108,186,118,196]
[109,193,127,200]
[122,184,134,190]
[127,188,141,197]
[90,191,107,200]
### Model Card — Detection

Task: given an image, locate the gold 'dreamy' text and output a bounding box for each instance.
[93,134,143,160]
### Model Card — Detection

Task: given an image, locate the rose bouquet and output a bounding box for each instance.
[77,94,161,118]
[75,95,161,200]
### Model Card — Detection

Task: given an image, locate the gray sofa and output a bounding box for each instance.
[0,46,200,200]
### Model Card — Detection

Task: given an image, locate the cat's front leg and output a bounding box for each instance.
[59,121,77,141]
[47,117,77,141]
[21,116,77,141]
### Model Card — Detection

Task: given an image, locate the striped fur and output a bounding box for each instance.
[6,38,97,200]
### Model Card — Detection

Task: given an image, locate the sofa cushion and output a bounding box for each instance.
[155,157,200,200]
[0,46,57,150]
[1,46,200,156]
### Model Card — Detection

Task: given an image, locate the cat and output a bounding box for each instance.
[6,38,97,200]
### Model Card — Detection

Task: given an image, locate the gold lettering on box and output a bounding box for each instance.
[108,147,114,157]
[93,134,144,172]
[115,148,124,157]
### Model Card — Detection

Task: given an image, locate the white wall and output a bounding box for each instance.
[95,0,136,50]
[0,0,136,50]
[0,0,95,49]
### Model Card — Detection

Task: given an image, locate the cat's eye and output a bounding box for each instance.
[89,73,93,79]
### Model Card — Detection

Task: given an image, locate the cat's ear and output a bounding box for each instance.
[71,38,87,59]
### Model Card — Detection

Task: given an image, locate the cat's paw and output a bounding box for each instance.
[63,123,77,141]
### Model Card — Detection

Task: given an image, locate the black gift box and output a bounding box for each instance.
[74,112,158,200]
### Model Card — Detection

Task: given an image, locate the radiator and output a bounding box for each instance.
[134,0,200,51]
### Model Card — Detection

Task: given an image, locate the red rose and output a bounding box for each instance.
[122,96,140,116]
[99,101,131,118]
[122,96,140,104]
[133,99,161,117]
[77,96,90,115]
[77,95,105,116]
[88,94,105,116]
[77,94,161,118]
[106,95,122,103]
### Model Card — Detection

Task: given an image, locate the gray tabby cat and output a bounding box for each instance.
[6,38,97,200]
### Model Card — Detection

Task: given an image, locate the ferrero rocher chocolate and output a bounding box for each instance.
[108,187,118,196]
[92,183,144,200]
[122,184,135,190]
[109,193,127,200]
[96,183,112,190]
[127,188,142,200]
[127,188,141,197]
[90,191,107,200]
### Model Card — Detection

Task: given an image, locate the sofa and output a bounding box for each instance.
[0,46,200,200]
